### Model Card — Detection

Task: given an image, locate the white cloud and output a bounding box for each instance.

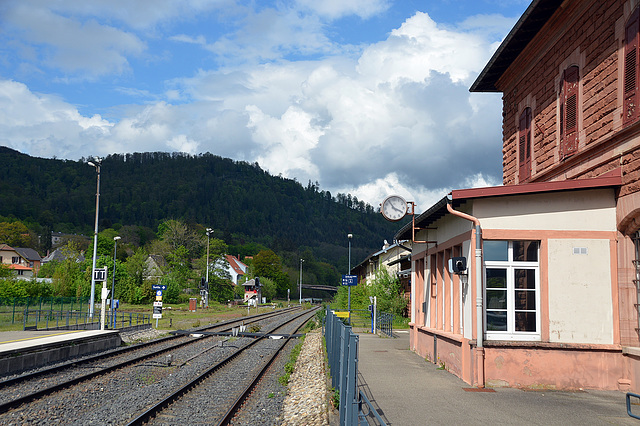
[3,3,145,79]
[0,9,507,210]
[295,0,390,19]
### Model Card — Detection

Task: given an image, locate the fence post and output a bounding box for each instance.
[12,298,16,325]
[347,332,359,426]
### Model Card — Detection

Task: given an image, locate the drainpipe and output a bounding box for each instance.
[446,202,485,388]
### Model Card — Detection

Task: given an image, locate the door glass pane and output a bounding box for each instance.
[514,269,535,289]
[515,311,536,332]
[487,311,507,331]
[484,241,508,261]
[513,241,538,262]
[486,268,507,288]
[515,290,535,310]
[487,290,507,309]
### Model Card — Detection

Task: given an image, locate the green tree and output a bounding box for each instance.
[252,249,289,296]
[0,221,33,248]
[122,247,148,304]
[51,242,87,297]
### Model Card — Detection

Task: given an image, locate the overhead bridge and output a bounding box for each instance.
[301,284,339,293]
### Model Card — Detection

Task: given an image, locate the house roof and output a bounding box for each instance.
[470,0,563,92]
[394,169,622,241]
[14,248,41,261]
[225,255,247,275]
[0,244,14,251]
[8,264,31,271]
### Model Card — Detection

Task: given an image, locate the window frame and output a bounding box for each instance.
[518,107,532,182]
[484,240,541,341]
[624,6,640,126]
[559,65,579,158]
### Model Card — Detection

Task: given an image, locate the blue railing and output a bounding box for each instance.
[324,306,387,426]
[23,309,150,331]
[376,312,393,337]
[627,392,640,419]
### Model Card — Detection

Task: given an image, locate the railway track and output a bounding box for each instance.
[0,306,305,421]
[128,306,319,425]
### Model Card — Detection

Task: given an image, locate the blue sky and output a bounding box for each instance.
[0,0,530,211]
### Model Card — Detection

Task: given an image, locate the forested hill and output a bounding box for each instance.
[0,147,405,268]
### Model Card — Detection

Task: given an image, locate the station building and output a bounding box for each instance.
[399,0,640,391]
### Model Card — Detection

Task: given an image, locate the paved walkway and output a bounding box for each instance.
[357,330,638,425]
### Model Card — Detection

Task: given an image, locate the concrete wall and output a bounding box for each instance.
[548,238,614,344]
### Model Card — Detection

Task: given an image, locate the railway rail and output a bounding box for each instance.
[128,306,319,425]
[0,306,305,421]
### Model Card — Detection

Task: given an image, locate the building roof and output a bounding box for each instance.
[0,244,14,251]
[395,169,622,241]
[14,248,41,261]
[8,264,31,271]
[470,0,563,92]
[225,255,247,275]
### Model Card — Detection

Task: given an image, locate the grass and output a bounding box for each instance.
[279,337,305,387]
[0,299,308,332]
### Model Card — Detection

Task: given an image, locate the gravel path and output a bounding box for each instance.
[282,330,337,425]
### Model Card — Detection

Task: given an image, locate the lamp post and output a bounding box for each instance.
[299,258,304,304]
[204,228,212,308]
[111,236,120,328]
[88,158,102,318]
[348,233,353,324]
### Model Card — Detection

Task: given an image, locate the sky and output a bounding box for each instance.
[0,0,530,212]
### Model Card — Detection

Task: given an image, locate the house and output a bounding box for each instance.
[0,244,42,278]
[351,240,412,303]
[145,254,167,280]
[224,255,248,285]
[402,0,640,392]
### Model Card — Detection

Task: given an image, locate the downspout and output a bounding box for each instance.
[446,202,485,388]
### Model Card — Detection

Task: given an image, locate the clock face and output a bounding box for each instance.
[381,195,407,221]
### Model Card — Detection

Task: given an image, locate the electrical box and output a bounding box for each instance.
[448,257,467,274]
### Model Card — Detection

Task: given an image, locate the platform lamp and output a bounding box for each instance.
[299,258,304,304]
[88,157,102,318]
[348,233,353,324]
[111,236,121,328]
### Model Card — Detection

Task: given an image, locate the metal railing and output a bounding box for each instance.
[324,306,387,426]
[376,312,393,337]
[0,297,89,325]
[23,308,151,331]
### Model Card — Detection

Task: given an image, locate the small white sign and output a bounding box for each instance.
[153,301,163,307]
[94,267,107,282]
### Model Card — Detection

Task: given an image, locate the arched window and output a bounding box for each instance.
[624,7,640,126]
[560,65,579,158]
[518,107,532,182]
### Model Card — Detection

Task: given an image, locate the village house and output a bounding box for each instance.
[0,244,42,278]
[402,0,640,392]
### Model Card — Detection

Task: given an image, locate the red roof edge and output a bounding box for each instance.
[451,168,622,201]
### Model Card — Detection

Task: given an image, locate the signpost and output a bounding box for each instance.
[341,275,358,286]
[151,284,166,327]
[94,268,108,330]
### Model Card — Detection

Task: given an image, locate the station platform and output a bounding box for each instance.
[357,330,638,425]
[0,329,121,376]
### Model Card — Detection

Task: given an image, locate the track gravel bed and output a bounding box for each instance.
[0,309,306,425]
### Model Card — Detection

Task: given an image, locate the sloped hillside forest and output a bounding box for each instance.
[0,147,406,303]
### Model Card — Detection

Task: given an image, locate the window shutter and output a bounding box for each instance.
[624,8,640,126]
[562,66,579,157]
[518,108,532,182]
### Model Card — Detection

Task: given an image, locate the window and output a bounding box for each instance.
[518,107,532,182]
[560,65,579,158]
[11,257,19,264]
[625,7,640,126]
[484,240,540,341]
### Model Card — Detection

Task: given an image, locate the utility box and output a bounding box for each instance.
[189,298,197,312]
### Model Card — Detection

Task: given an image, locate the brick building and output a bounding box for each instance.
[401,0,640,391]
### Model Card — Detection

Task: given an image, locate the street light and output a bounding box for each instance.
[299,258,304,304]
[111,236,121,328]
[348,233,353,324]
[204,228,212,308]
[88,157,102,318]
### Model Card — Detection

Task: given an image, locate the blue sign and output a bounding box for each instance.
[342,275,358,286]
[152,284,167,290]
